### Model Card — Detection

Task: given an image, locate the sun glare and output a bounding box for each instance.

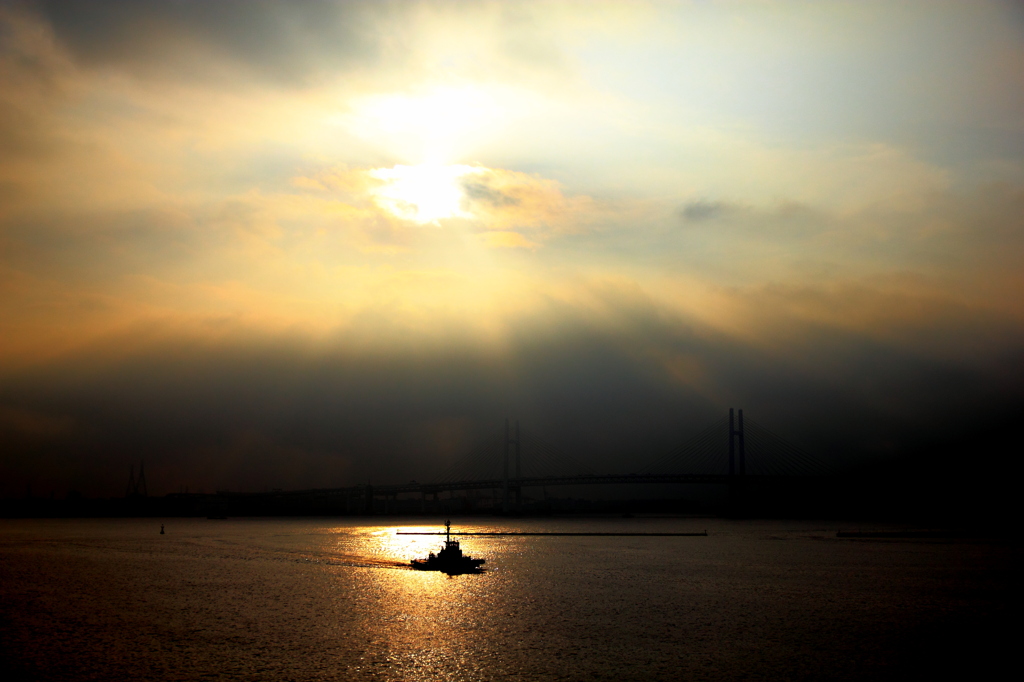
[344,86,507,163]
[369,164,482,224]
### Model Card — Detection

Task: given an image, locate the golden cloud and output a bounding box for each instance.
[293,163,598,245]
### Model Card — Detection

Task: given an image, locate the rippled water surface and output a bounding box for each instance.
[0,517,1014,681]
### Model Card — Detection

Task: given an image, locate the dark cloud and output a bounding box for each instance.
[2,286,1021,499]
[33,0,393,84]
[679,200,735,222]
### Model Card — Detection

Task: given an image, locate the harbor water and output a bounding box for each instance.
[0,517,1015,681]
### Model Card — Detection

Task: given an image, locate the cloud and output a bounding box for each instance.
[462,179,521,208]
[459,166,597,235]
[0,405,77,440]
[1,1,1023,502]
[1,274,1021,498]
[294,163,598,241]
[35,0,388,85]
[29,0,583,92]
[679,200,737,223]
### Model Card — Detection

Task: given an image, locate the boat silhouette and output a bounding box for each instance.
[411,520,486,574]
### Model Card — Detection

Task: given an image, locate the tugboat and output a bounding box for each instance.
[411,520,486,574]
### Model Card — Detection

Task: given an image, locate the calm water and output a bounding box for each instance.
[0,517,1015,681]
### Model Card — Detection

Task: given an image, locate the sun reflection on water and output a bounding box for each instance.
[364,525,438,565]
[332,523,504,675]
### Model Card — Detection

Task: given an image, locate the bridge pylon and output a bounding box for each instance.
[729,408,746,477]
[125,462,148,498]
[729,408,748,514]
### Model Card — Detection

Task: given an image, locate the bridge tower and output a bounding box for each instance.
[125,462,148,498]
[728,409,746,477]
[729,409,747,513]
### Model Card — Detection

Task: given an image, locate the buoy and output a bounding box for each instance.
[160,523,165,535]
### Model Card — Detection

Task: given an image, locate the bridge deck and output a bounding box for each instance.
[214,473,817,500]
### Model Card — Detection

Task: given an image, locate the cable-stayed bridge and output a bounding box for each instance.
[212,409,832,514]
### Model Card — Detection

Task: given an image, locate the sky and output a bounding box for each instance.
[1,0,1022,498]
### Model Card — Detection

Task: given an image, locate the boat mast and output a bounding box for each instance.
[445,519,451,543]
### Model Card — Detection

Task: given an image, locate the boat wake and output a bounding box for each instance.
[276,550,413,570]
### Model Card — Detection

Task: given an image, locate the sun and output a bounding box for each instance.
[369,163,482,224]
